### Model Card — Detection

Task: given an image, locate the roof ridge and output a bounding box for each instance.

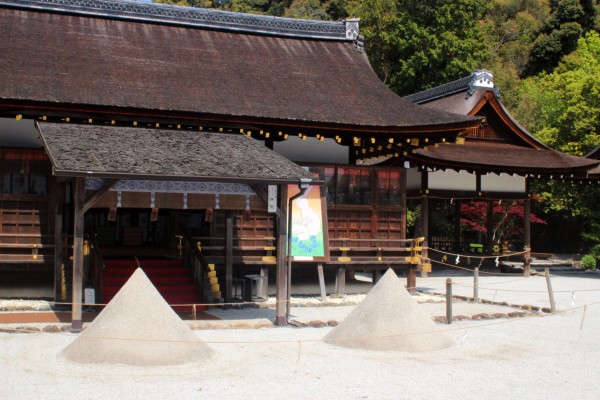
[0,0,359,40]
[405,70,494,104]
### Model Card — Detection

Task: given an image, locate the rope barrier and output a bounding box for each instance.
[428,247,529,259]
[451,282,600,294]
[2,301,600,346]
[431,258,522,276]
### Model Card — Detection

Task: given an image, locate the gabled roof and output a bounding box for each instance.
[402,71,599,176]
[37,122,315,184]
[0,0,478,137]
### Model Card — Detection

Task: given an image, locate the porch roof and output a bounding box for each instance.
[36,122,315,185]
[411,141,599,175]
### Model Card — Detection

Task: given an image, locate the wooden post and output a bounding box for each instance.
[317,263,327,301]
[400,169,407,240]
[420,192,429,278]
[446,278,453,324]
[523,198,531,277]
[334,266,346,297]
[473,266,479,303]
[407,267,416,294]
[224,216,233,303]
[275,185,288,326]
[545,268,556,314]
[71,178,85,332]
[258,266,268,300]
[53,179,65,302]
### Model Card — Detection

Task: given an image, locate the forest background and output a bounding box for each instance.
[155,0,600,261]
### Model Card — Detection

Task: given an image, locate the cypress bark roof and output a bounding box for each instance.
[0,0,477,134]
[403,72,599,176]
[37,122,315,184]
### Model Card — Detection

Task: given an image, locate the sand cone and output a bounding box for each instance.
[61,268,214,365]
[324,269,455,351]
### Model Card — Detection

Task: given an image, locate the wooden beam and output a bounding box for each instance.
[84,179,118,213]
[53,179,65,302]
[275,185,288,326]
[71,177,85,332]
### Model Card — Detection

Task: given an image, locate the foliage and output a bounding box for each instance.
[525,0,598,75]
[515,31,600,155]
[480,0,550,107]
[346,0,490,95]
[581,254,597,269]
[460,199,546,247]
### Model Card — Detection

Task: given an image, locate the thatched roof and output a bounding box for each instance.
[0,0,478,136]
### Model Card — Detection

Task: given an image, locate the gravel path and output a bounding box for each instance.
[1,273,599,400]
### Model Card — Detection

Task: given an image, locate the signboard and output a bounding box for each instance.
[287,183,329,262]
[267,185,278,213]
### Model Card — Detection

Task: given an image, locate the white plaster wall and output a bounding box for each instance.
[481,172,526,193]
[428,169,476,191]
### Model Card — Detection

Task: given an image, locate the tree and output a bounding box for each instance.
[460,199,546,250]
[516,31,600,155]
[347,0,490,95]
[525,0,598,76]
[480,0,550,108]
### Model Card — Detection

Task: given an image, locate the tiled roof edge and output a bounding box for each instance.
[0,0,358,40]
[405,70,494,104]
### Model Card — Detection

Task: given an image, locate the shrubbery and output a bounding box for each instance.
[581,254,597,270]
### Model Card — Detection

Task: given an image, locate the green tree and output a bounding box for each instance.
[480,0,550,108]
[517,31,600,155]
[525,0,598,75]
[518,32,600,253]
[348,0,490,95]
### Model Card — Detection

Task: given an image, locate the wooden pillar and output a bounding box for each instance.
[224,216,233,303]
[400,169,407,240]
[523,198,531,277]
[420,193,429,279]
[53,179,65,302]
[275,185,288,326]
[485,200,494,255]
[71,177,85,332]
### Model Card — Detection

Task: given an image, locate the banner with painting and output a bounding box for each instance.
[287,183,329,262]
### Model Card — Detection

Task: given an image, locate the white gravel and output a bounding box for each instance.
[1,273,600,400]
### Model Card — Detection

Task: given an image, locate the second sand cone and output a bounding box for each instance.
[61,268,214,365]
[324,269,455,351]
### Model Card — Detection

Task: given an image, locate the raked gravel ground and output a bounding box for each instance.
[1,272,600,400]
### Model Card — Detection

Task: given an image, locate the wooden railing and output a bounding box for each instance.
[177,228,211,297]
[328,237,426,268]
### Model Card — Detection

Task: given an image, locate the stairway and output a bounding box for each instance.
[102,258,204,312]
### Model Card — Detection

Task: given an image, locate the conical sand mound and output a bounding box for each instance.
[61,268,214,365]
[324,269,455,351]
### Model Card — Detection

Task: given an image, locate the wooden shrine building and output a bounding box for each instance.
[402,70,599,274]
[0,0,485,327]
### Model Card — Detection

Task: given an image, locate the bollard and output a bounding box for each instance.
[446,278,453,324]
[545,268,556,314]
[473,266,479,303]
